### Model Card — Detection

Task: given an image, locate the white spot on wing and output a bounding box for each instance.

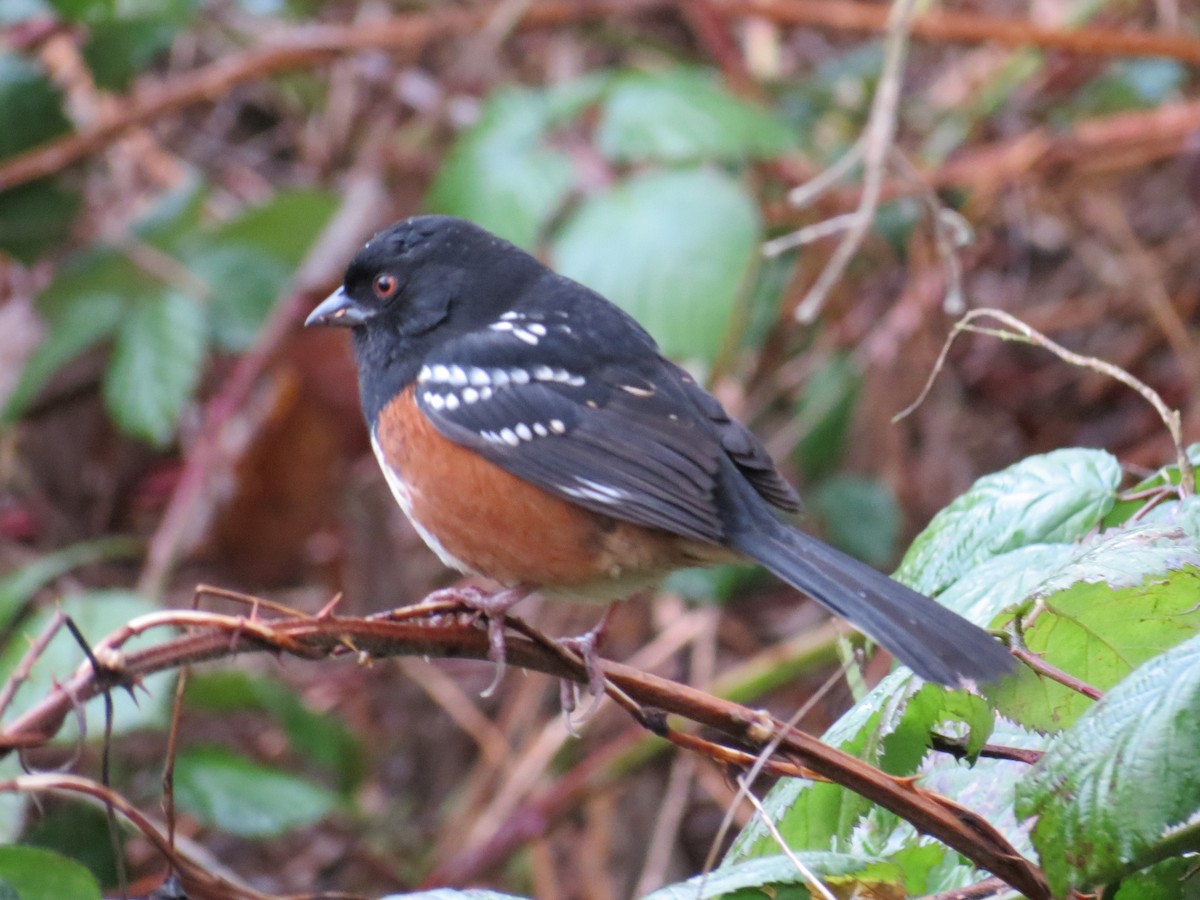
[462,387,479,404]
[549,419,566,434]
[469,367,490,386]
[512,328,539,345]
[425,392,445,411]
[444,393,460,411]
[448,365,468,386]
[562,478,627,505]
[515,423,533,441]
[499,427,520,447]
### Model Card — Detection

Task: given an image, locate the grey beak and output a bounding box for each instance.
[305,286,370,327]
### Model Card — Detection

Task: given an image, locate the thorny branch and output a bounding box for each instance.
[897,308,1195,497]
[0,597,1048,899]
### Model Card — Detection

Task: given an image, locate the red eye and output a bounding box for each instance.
[373,274,398,299]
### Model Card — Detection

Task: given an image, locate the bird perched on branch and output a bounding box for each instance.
[306,215,1013,692]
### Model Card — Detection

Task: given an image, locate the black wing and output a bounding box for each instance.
[413,317,732,542]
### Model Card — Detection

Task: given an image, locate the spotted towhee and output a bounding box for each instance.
[306,215,1013,687]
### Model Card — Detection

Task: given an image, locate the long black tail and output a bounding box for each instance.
[728,512,1013,687]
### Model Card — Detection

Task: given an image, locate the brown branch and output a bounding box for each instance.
[0,602,1049,899]
[0,0,659,193]
[725,0,1200,65]
[1011,647,1104,701]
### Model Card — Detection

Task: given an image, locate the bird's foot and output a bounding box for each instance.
[558,603,617,730]
[423,584,535,698]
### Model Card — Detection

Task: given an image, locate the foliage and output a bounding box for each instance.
[1,0,1199,897]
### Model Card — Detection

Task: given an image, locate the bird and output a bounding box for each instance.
[305,214,1013,690]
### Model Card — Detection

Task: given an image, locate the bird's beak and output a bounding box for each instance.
[305,286,370,328]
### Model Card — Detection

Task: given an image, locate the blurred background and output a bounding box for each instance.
[0,0,1197,896]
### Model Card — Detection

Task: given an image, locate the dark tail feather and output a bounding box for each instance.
[730,519,1013,686]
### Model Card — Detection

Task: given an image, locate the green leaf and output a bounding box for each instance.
[23,802,120,887]
[596,68,796,164]
[174,745,340,837]
[185,670,363,789]
[895,448,1122,596]
[551,167,760,366]
[188,244,290,351]
[810,475,899,568]
[82,18,178,91]
[0,179,83,264]
[0,847,100,900]
[989,524,1200,732]
[103,291,206,446]
[727,671,915,859]
[647,853,880,900]
[2,292,126,422]
[1016,633,1200,895]
[1112,858,1197,900]
[0,536,140,627]
[1069,59,1185,120]
[0,54,73,160]
[45,0,113,20]
[427,86,582,248]
[0,590,171,738]
[935,543,1076,625]
[205,188,338,265]
[0,54,79,261]
[1103,444,1200,528]
[793,353,862,479]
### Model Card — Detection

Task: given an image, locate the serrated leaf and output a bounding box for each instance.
[103,291,206,446]
[989,524,1200,731]
[174,745,339,837]
[0,847,100,900]
[895,449,1121,596]
[1016,633,1200,895]
[727,671,915,859]
[881,685,994,771]
[647,853,881,900]
[427,86,588,248]
[935,543,1077,625]
[596,68,796,163]
[1103,444,1200,528]
[0,590,171,738]
[552,167,759,366]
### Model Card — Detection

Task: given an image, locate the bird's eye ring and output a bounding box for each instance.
[373,274,398,299]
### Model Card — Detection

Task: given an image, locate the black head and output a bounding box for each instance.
[305,215,540,338]
[306,215,546,423]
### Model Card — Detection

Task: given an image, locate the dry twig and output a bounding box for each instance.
[0,598,1048,898]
